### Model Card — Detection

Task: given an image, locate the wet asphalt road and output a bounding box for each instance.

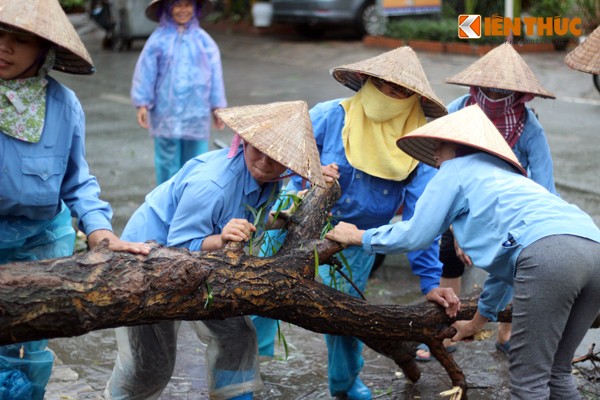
[44,15,600,400]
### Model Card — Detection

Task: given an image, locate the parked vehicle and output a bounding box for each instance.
[90,0,156,51]
[271,0,386,37]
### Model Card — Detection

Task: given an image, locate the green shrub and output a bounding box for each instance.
[385,17,508,44]
[385,18,421,40]
[530,0,574,17]
[574,0,600,33]
[386,18,452,42]
[58,0,86,14]
[472,0,503,17]
[59,0,85,12]
[440,0,460,18]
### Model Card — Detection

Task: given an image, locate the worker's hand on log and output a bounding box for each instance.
[267,190,305,229]
[425,287,461,318]
[296,189,309,198]
[268,211,287,229]
[221,218,256,244]
[268,207,295,229]
[324,221,365,246]
[321,163,340,183]
[87,229,151,255]
[451,311,489,342]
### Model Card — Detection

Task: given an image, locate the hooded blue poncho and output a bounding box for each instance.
[131,2,227,140]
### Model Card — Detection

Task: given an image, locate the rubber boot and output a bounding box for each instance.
[228,393,253,400]
[345,377,372,400]
[214,369,254,400]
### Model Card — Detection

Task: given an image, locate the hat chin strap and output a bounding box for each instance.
[227,134,242,158]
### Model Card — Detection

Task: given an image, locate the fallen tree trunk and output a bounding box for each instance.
[0,182,510,398]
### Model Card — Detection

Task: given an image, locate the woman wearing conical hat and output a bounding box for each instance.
[104,101,324,400]
[0,0,151,398]
[565,25,600,75]
[445,43,556,194]
[326,105,600,400]
[415,43,560,362]
[251,47,453,400]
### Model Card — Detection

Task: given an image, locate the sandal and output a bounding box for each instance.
[495,340,510,357]
[416,343,432,362]
[415,343,457,362]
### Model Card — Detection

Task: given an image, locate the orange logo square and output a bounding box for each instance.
[458,15,481,39]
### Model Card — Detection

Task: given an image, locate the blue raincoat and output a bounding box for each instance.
[0,77,114,400]
[131,5,227,141]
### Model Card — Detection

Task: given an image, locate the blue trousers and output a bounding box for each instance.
[250,316,278,358]
[252,239,374,396]
[318,246,374,396]
[154,137,208,184]
[0,203,75,400]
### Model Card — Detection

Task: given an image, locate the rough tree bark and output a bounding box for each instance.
[0,182,511,399]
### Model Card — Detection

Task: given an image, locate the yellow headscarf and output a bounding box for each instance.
[340,78,427,181]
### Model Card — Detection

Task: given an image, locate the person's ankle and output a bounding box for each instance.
[497,325,511,344]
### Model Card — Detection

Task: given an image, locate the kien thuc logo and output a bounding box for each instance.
[458,14,582,40]
[458,14,482,39]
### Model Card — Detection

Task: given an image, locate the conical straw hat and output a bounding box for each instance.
[565,26,600,74]
[397,104,526,176]
[215,101,326,187]
[330,47,448,118]
[445,43,555,99]
[146,0,212,22]
[0,0,93,75]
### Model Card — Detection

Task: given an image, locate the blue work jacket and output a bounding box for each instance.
[363,153,600,320]
[122,149,281,251]
[0,77,113,246]
[288,99,442,294]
